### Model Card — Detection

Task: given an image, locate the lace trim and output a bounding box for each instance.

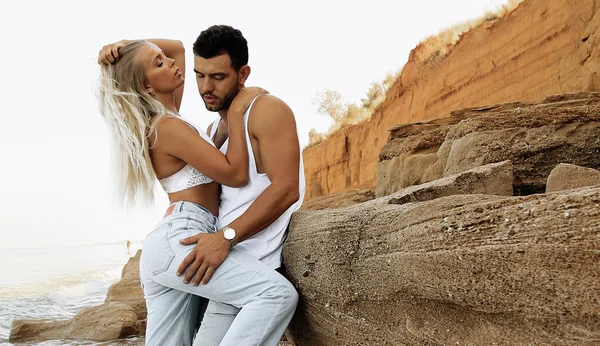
[158,119,216,193]
[160,164,213,193]
[187,168,213,187]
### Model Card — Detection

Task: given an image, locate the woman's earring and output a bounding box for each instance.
[149,90,155,96]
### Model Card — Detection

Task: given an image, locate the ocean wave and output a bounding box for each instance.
[0,245,141,344]
[0,265,124,300]
[0,265,126,343]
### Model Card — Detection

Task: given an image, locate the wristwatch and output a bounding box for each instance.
[222,226,238,247]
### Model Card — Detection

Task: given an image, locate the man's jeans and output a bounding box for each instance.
[140,201,298,346]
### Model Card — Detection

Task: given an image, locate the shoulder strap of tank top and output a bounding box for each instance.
[243,94,270,174]
[209,94,266,141]
[209,117,221,141]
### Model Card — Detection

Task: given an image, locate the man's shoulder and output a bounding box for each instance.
[248,95,298,141]
[250,95,293,121]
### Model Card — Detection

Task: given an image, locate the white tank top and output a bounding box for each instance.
[159,117,215,193]
[209,96,306,269]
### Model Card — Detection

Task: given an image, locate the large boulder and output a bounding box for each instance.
[546,163,600,192]
[283,186,600,345]
[378,92,600,197]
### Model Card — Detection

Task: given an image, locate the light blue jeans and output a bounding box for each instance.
[139,201,298,346]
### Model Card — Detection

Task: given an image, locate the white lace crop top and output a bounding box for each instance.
[159,118,215,193]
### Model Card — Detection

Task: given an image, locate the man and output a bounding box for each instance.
[176,25,306,344]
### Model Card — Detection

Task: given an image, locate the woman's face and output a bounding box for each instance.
[138,42,184,96]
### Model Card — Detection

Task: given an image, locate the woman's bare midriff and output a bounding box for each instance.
[166,182,220,217]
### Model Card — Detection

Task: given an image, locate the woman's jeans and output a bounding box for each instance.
[139,201,298,346]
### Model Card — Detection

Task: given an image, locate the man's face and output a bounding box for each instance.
[194,53,240,112]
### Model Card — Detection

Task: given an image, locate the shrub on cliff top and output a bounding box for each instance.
[308,73,397,146]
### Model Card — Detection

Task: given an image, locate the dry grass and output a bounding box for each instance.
[412,0,525,64]
[307,71,399,147]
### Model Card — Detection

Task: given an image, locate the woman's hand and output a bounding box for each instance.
[97,39,131,65]
[228,87,269,116]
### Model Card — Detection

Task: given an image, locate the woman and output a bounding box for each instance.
[97,39,297,346]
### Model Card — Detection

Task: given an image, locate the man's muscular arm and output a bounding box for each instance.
[227,96,300,241]
[178,96,301,285]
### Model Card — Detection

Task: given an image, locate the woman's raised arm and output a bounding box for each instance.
[98,38,185,111]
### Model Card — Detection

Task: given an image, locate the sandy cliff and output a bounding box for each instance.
[303,0,600,200]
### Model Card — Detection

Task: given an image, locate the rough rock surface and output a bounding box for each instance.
[377,92,600,197]
[301,190,375,211]
[303,0,600,200]
[10,251,146,342]
[385,161,513,204]
[283,187,600,346]
[9,302,138,342]
[105,250,146,320]
[546,163,600,193]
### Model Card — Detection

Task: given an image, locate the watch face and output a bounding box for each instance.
[224,228,236,240]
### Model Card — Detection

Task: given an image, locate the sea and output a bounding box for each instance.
[0,243,145,346]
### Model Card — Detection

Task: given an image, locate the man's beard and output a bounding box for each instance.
[202,86,240,112]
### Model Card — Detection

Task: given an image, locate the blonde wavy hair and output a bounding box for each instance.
[97,40,175,208]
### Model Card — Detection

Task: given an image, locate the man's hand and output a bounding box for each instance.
[177,231,231,285]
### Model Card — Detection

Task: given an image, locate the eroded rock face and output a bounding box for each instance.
[378,92,600,197]
[105,250,146,320]
[283,187,600,345]
[303,0,600,200]
[301,190,375,211]
[546,163,600,193]
[386,161,513,205]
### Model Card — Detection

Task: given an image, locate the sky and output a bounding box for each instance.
[0,0,514,249]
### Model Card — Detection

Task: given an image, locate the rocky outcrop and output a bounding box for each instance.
[105,250,146,321]
[377,92,600,197]
[10,251,146,343]
[301,190,375,211]
[386,161,513,205]
[283,185,600,345]
[303,0,600,200]
[10,302,139,343]
[546,163,600,192]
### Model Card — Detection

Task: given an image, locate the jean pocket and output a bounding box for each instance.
[187,217,217,234]
[142,223,176,276]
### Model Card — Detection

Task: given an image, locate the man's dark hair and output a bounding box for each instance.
[193,25,248,71]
